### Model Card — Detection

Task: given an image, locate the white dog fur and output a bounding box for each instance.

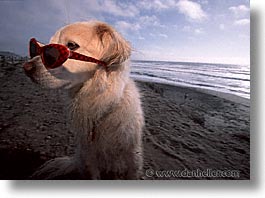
[23,21,144,179]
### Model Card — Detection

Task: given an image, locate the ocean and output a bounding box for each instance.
[130,60,250,99]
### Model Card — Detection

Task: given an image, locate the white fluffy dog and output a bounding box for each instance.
[23,21,144,179]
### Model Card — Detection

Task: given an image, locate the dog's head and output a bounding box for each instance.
[23,21,131,90]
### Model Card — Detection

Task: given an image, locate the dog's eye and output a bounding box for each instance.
[66,41,80,51]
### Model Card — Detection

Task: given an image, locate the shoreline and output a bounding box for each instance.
[135,79,250,106]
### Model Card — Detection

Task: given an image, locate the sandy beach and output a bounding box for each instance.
[0,62,250,180]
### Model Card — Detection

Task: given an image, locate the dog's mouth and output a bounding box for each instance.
[23,60,45,85]
[23,61,37,78]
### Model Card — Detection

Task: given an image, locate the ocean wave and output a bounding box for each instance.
[131,61,250,99]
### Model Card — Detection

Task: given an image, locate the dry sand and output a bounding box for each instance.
[0,62,250,180]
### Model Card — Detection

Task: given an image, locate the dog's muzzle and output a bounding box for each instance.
[23,61,36,77]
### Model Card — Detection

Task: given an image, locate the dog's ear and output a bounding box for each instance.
[95,23,131,66]
[49,28,62,44]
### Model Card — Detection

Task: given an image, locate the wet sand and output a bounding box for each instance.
[0,62,250,179]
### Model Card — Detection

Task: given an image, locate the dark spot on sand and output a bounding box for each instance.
[0,147,45,179]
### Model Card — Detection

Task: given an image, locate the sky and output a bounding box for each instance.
[0,0,250,64]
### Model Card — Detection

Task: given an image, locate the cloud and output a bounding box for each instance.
[182,25,205,35]
[176,0,207,22]
[229,4,250,18]
[137,0,173,11]
[138,36,145,40]
[194,28,204,35]
[198,0,208,4]
[158,33,168,38]
[115,15,162,35]
[139,15,162,27]
[229,5,249,27]
[234,19,250,26]
[137,0,208,22]
[182,25,192,32]
[115,21,141,34]
[98,0,139,17]
[219,24,225,30]
[239,34,249,39]
[149,33,155,37]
